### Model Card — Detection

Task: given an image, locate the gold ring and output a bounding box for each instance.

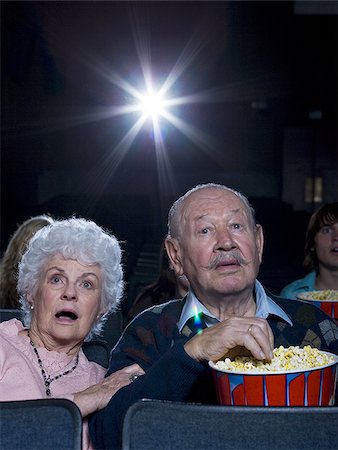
[129,374,140,382]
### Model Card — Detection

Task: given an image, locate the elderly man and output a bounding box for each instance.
[89,183,338,450]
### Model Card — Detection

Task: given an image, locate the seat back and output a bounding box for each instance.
[82,339,111,368]
[99,310,124,349]
[122,399,338,450]
[0,398,82,450]
[0,308,23,322]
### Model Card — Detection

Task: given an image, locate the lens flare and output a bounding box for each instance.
[139,89,166,120]
[193,305,204,335]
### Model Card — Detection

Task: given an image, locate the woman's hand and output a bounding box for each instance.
[184,317,274,363]
[73,363,144,417]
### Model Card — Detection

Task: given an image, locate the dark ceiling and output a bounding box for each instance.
[1,1,337,253]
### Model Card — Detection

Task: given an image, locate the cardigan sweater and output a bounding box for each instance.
[89,292,338,450]
[0,319,106,450]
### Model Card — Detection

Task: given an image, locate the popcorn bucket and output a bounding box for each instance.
[209,351,338,406]
[297,291,338,322]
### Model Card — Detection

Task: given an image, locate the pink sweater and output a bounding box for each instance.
[0,319,106,449]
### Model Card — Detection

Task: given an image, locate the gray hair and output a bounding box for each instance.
[167,183,257,238]
[17,217,124,341]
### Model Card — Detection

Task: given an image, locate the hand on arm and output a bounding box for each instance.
[184,317,274,363]
[73,363,144,417]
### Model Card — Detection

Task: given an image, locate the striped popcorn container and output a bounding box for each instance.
[209,352,338,406]
[297,291,338,322]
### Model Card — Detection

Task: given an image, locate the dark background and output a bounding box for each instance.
[1,1,337,310]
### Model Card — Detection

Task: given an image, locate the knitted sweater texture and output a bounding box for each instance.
[89,293,338,450]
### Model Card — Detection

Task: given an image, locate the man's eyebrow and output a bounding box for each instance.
[229,208,242,215]
[194,208,242,220]
[194,214,209,220]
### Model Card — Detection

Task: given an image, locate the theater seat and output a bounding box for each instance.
[82,340,110,368]
[0,308,23,322]
[122,399,338,450]
[0,398,82,450]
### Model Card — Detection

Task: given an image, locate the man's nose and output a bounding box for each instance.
[215,229,235,250]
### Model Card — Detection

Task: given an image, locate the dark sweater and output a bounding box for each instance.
[89,293,338,450]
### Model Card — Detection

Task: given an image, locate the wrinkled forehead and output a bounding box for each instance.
[181,188,249,227]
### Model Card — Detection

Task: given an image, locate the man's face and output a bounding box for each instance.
[169,188,263,302]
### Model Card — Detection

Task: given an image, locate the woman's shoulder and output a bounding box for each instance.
[0,318,25,338]
[280,271,316,299]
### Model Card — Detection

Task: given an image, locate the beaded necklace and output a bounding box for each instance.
[27,330,79,397]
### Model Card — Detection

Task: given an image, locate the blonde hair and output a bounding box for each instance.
[0,215,54,308]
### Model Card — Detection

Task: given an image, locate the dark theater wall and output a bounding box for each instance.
[1,1,337,293]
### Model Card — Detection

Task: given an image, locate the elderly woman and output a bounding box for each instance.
[280,202,338,299]
[0,217,143,449]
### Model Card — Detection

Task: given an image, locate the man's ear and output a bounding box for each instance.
[255,224,264,264]
[165,237,184,276]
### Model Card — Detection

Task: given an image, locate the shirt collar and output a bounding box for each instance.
[255,280,292,325]
[177,280,292,332]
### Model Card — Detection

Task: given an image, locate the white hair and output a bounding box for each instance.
[17,217,124,341]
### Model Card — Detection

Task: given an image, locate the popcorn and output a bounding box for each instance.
[215,345,335,373]
[302,290,338,301]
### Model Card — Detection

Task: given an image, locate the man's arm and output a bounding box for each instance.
[88,309,208,450]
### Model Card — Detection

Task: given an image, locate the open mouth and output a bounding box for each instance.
[55,310,78,321]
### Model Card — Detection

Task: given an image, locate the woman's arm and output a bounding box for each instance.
[73,364,144,417]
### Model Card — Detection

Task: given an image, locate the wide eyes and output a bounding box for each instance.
[51,276,62,284]
[198,223,244,235]
[82,280,93,289]
[320,226,332,235]
[231,223,242,230]
[201,228,210,234]
[49,275,94,289]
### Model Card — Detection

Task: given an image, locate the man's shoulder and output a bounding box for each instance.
[126,299,185,331]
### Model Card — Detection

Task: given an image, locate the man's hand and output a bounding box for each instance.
[184,317,274,363]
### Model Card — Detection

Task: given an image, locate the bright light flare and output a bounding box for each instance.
[138,89,167,120]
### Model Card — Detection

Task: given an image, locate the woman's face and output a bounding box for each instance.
[29,254,103,350]
[314,222,338,271]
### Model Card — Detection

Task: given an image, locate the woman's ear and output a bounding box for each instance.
[27,293,34,309]
[165,237,184,276]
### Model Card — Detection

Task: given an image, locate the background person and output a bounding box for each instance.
[127,240,189,321]
[0,215,54,308]
[0,218,143,450]
[89,183,338,450]
[280,202,338,299]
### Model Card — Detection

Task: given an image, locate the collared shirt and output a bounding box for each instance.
[177,280,293,332]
